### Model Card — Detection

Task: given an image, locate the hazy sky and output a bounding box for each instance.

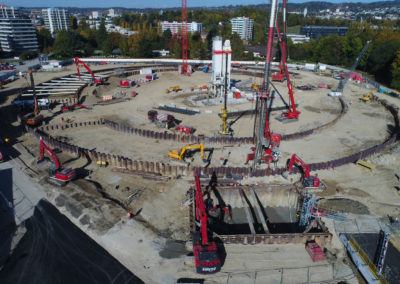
[2,0,386,9]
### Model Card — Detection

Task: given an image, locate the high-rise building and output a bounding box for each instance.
[108,8,115,17]
[230,17,254,40]
[41,8,70,35]
[161,21,202,34]
[0,18,39,53]
[0,5,20,18]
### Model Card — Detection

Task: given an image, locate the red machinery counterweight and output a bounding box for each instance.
[192,171,221,274]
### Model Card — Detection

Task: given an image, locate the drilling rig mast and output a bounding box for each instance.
[252,0,280,171]
[181,0,189,75]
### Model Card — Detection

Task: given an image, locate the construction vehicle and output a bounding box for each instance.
[275,18,300,120]
[147,110,176,129]
[328,40,371,97]
[360,92,373,102]
[74,57,103,86]
[38,138,76,186]
[61,104,89,112]
[23,70,44,126]
[249,0,282,170]
[169,142,210,166]
[165,86,181,94]
[282,154,325,189]
[272,0,288,83]
[245,132,281,168]
[192,171,221,274]
[252,83,260,91]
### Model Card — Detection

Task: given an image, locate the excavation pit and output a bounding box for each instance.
[190,183,332,245]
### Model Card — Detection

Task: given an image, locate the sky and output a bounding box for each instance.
[2,0,389,8]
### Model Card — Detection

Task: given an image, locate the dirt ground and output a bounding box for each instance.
[2,63,400,283]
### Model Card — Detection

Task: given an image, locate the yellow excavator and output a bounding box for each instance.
[165,86,181,94]
[360,92,373,102]
[169,142,210,166]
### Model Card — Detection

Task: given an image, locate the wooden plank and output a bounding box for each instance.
[238,188,256,235]
[250,188,270,234]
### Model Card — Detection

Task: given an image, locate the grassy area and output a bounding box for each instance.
[286,25,301,34]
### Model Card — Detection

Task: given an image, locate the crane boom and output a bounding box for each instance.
[181,0,189,75]
[194,171,208,245]
[338,40,371,92]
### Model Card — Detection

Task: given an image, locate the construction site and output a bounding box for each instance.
[1,0,400,283]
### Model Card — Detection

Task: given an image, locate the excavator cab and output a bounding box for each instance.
[303,176,321,189]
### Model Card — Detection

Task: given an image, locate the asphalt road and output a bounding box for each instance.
[0,199,143,284]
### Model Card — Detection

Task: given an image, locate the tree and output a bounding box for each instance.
[37,28,53,53]
[230,33,245,60]
[138,37,153,58]
[70,16,78,30]
[53,31,83,58]
[206,26,218,54]
[97,18,107,49]
[391,50,400,89]
[341,37,362,66]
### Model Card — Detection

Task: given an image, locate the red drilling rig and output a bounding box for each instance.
[192,171,221,274]
[180,0,190,75]
[250,0,282,171]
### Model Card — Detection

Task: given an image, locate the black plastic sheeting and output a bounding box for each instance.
[0,199,143,284]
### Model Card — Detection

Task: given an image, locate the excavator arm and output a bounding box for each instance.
[75,57,103,85]
[285,154,310,178]
[39,138,61,170]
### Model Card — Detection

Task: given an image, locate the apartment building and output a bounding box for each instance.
[0,5,20,18]
[0,18,39,53]
[161,21,202,34]
[41,8,70,35]
[231,17,254,40]
[0,6,38,54]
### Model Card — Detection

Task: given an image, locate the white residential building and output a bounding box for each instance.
[108,8,115,17]
[0,18,39,53]
[230,17,254,40]
[41,8,70,36]
[92,11,99,19]
[0,5,20,18]
[161,21,202,34]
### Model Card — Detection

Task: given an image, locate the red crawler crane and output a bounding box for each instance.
[192,171,221,274]
[275,19,300,120]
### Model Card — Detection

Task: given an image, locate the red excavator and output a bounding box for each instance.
[74,57,103,86]
[282,154,325,189]
[192,171,221,274]
[61,104,89,112]
[38,138,76,186]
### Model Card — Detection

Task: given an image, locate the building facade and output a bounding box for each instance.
[300,26,348,39]
[161,21,202,34]
[41,8,70,35]
[0,18,39,53]
[0,5,20,18]
[230,17,254,40]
